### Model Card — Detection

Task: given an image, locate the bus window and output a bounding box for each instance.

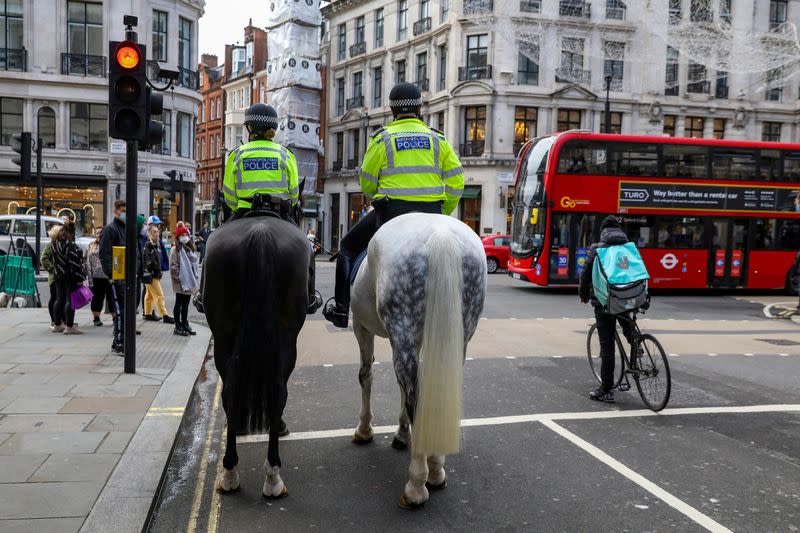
[510,136,555,257]
[610,143,658,177]
[760,150,781,181]
[753,218,778,249]
[620,216,655,248]
[663,145,707,179]
[784,151,800,182]
[779,219,800,249]
[712,148,757,180]
[556,141,608,175]
[654,216,704,248]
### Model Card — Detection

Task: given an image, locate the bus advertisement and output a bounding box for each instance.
[508,132,800,291]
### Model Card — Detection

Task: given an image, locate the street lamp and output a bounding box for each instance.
[604,74,612,134]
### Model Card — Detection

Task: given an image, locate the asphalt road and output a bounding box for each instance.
[145,266,800,533]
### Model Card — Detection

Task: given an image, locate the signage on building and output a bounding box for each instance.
[619,181,800,213]
[110,141,126,154]
[497,171,515,184]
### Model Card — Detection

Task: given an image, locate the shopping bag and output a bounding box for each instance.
[70,285,94,310]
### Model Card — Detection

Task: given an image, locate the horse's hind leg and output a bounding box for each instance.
[215,423,240,493]
[391,388,411,450]
[352,321,375,444]
[263,383,289,499]
[426,455,447,489]
[399,452,430,509]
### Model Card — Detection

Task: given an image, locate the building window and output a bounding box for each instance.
[712,118,725,139]
[420,0,430,18]
[520,0,541,13]
[603,41,624,91]
[715,70,728,98]
[559,37,586,83]
[210,136,215,159]
[398,0,408,40]
[210,98,215,119]
[215,133,220,156]
[396,59,406,83]
[375,8,384,47]
[669,0,681,23]
[1,0,23,69]
[67,1,103,72]
[69,102,107,151]
[684,116,705,138]
[441,0,449,21]
[687,61,708,93]
[215,97,220,119]
[663,114,676,136]
[156,110,171,155]
[178,17,192,68]
[762,122,782,142]
[514,106,537,155]
[152,10,168,62]
[766,68,783,101]
[438,45,447,90]
[37,107,56,148]
[690,0,711,22]
[719,0,732,25]
[336,77,345,115]
[600,111,622,134]
[416,52,428,87]
[606,0,625,19]
[770,0,788,29]
[353,71,363,99]
[665,46,679,95]
[463,106,486,156]
[355,16,365,45]
[436,111,445,132]
[177,112,193,157]
[557,109,581,131]
[517,43,539,85]
[373,67,382,107]
[337,24,346,61]
[467,34,489,70]
[335,131,344,167]
[0,97,22,146]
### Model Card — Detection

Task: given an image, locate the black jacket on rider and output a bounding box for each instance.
[578,223,629,307]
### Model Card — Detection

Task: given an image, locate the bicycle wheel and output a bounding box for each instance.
[586,323,624,388]
[633,334,671,412]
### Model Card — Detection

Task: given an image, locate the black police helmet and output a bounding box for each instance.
[389,83,423,114]
[244,103,278,130]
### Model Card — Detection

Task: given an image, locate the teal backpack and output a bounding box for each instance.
[591,242,650,314]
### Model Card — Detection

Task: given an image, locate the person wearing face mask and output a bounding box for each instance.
[85,227,113,327]
[99,200,127,354]
[169,224,199,336]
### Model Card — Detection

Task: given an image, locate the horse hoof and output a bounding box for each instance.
[399,493,425,510]
[426,479,447,491]
[352,433,374,445]
[263,485,289,499]
[215,482,240,494]
[391,436,408,450]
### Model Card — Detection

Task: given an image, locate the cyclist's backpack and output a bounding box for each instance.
[592,242,650,314]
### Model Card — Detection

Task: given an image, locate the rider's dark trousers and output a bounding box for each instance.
[594,306,634,392]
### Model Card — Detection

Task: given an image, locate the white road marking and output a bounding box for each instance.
[505,356,517,359]
[323,364,334,367]
[779,353,790,357]
[541,420,733,533]
[237,404,800,444]
[552,355,564,359]
[536,318,544,320]
[669,353,680,357]
[466,357,474,361]
[708,353,718,357]
[743,353,753,357]
[763,301,798,319]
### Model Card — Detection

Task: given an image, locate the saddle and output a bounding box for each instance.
[350,250,368,285]
[244,193,297,224]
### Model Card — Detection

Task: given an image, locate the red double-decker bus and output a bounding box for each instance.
[508,132,800,290]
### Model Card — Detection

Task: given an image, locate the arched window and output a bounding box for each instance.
[201,138,206,160]
[216,134,221,157]
[210,135,215,158]
[38,107,56,148]
[210,99,215,120]
[216,96,220,118]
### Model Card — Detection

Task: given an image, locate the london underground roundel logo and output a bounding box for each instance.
[660,253,678,270]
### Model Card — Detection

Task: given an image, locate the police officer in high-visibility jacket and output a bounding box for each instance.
[323,82,464,328]
[217,102,322,314]
[222,103,299,219]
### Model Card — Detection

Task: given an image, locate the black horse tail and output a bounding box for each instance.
[229,224,280,434]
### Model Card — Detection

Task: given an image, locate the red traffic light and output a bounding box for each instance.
[115,42,140,69]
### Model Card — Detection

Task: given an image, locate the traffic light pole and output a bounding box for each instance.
[35,138,42,274]
[124,140,138,374]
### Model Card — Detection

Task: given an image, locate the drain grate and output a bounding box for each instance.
[757,338,800,346]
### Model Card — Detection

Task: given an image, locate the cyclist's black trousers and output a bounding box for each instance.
[594,306,634,391]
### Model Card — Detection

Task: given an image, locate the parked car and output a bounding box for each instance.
[482,234,511,274]
[0,214,94,257]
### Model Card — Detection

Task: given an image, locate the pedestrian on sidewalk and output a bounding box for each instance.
[143,223,174,324]
[85,227,113,327]
[198,221,211,263]
[52,220,86,334]
[100,200,127,353]
[170,224,199,336]
[40,223,61,328]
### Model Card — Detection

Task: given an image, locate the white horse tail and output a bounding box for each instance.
[412,228,464,456]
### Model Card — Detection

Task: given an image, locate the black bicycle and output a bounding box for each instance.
[586,310,671,411]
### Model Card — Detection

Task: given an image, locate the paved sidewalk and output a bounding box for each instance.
[0,306,211,533]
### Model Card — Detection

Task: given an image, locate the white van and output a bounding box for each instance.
[0,214,94,255]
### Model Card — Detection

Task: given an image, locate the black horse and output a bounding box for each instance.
[203,212,309,498]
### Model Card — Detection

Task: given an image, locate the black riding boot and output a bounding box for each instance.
[307,250,322,315]
[323,253,353,328]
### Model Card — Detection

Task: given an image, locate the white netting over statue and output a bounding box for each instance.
[461,0,800,95]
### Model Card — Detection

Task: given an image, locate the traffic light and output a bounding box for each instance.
[145,86,164,147]
[163,170,177,201]
[108,40,147,141]
[11,132,32,181]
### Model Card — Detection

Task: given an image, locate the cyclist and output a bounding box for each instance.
[579,215,635,403]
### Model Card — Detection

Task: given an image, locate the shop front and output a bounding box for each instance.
[149,178,195,234]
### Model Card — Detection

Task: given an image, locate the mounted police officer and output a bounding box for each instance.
[213,102,321,314]
[323,82,465,328]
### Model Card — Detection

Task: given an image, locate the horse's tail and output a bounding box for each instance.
[230,224,278,433]
[412,228,464,456]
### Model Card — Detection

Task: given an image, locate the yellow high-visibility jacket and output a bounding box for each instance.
[222,139,299,210]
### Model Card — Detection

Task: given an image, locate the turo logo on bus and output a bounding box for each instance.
[560,196,590,208]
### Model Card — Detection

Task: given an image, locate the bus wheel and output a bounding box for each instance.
[487,257,499,274]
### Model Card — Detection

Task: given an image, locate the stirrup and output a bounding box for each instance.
[322,297,349,328]
[192,292,205,314]
[307,291,323,315]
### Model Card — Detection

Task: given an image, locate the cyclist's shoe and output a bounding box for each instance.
[588,388,615,403]
[618,383,631,392]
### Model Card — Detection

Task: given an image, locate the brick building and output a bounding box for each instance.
[196,53,226,227]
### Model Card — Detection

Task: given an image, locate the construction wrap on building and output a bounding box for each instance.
[267,0,321,198]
